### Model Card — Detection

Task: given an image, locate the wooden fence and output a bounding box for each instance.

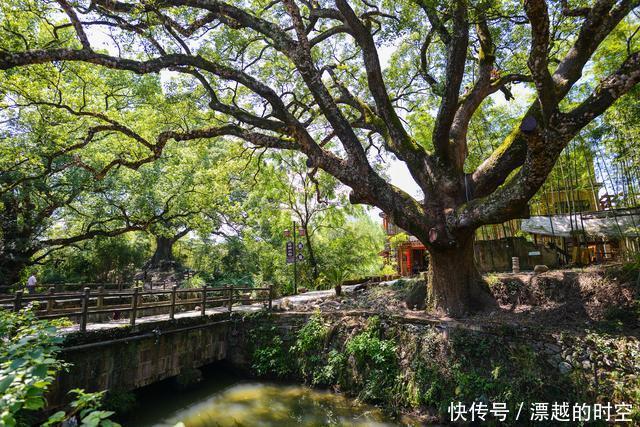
[0,282,135,294]
[0,285,273,332]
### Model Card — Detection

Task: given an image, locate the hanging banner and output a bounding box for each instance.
[286,241,295,264]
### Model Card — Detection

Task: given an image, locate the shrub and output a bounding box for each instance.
[248,313,291,378]
[182,275,206,289]
[291,311,329,385]
[251,333,291,378]
[0,307,119,426]
[313,350,347,387]
[344,317,399,403]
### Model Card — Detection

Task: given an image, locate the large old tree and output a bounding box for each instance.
[1,0,639,314]
[0,65,234,288]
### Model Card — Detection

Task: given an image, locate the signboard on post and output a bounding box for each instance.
[284,222,305,294]
[286,241,295,264]
[296,242,304,261]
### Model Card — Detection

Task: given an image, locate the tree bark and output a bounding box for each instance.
[0,258,25,292]
[149,236,175,270]
[426,234,497,317]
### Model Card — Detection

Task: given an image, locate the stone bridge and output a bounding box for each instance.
[50,311,233,407]
[45,287,342,408]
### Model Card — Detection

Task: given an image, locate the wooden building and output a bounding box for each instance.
[380,186,638,276]
[380,214,425,276]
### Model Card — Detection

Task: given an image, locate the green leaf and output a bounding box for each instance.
[25,387,43,397]
[1,412,17,427]
[0,375,15,393]
[23,396,45,410]
[9,358,25,370]
[32,364,49,379]
[43,411,67,427]
[80,411,115,427]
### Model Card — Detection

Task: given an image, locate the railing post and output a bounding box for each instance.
[130,287,139,327]
[97,286,105,309]
[13,290,23,312]
[46,287,55,314]
[201,286,208,316]
[268,285,273,310]
[227,286,233,313]
[170,285,177,320]
[80,287,90,333]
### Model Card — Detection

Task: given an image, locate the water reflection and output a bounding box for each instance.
[172,383,396,427]
[122,367,404,427]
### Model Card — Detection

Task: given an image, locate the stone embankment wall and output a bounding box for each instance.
[51,310,639,423]
[229,311,640,424]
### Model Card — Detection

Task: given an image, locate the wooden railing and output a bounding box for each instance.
[0,282,135,294]
[0,285,273,332]
[49,282,135,292]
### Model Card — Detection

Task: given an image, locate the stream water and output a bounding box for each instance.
[120,364,407,427]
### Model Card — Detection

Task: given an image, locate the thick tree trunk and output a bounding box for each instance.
[427,234,497,317]
[0,256,27,292]
[149,236,175,269]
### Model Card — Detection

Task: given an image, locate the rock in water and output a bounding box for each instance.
[534,265,549,274]
[404,279,427,310]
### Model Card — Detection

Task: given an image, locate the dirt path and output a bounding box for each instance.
[60,266,638,335]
